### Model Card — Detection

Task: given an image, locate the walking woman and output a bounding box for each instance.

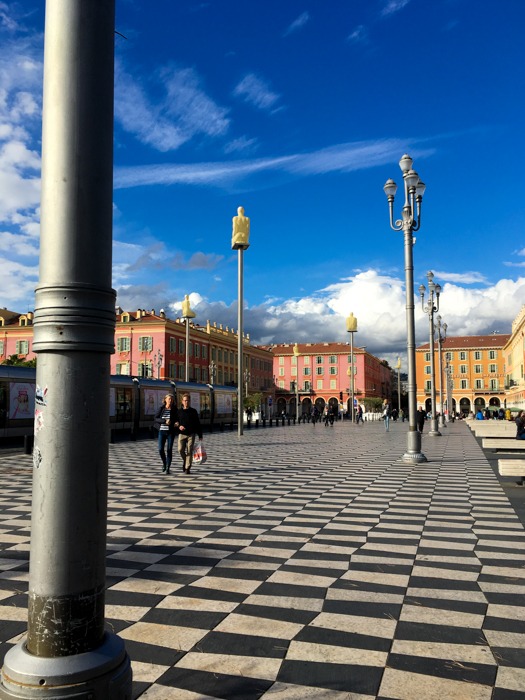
[154,394,179,474]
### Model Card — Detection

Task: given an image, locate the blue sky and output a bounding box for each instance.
[1,0,524,364]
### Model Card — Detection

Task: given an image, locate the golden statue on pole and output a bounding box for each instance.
[181,294,196,319]
[232,206,250,250]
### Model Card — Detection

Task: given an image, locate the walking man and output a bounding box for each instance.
[178,393,203,474]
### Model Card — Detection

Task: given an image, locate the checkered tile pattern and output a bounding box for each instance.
[1,421,525,699]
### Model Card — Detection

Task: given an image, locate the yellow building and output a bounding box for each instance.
[416,334,509,417]
[503,305,525,410]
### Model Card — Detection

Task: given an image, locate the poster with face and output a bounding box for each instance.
[10,383,35,419]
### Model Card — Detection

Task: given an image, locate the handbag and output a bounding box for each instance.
[192,439,207,464]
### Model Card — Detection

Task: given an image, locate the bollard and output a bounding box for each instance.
[269,418,273,426]
[262,418,266,428]
[220,422,224,432]
[255,419,259,428]
[247,420,251,429]
[23,435,34,455]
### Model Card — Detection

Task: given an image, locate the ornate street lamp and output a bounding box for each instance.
[419,271,442,436]
[154,349,163,379]
[346,313,357,423]
[436,315,448,428]
[209,360,216,385]
[232,206,250,436]
[293,343,300,421]
[384,154,427,462]
[181,294,196,383]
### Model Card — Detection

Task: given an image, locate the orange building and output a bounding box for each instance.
[266,342,394,417]
[416,333,509,417]
[502,305,525,410]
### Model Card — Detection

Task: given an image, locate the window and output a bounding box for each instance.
[218,349,223,362]
[316,356,323,364]
[425,380,431,391]
[278,367,285,376]
[460,365,467,374]
[0,340,4,355]
[218,369,223,384]
[330,379,337,389]
[329,355,337,364]
[202,346,208,360]
[169,361,176,378]
[490,379,498,390]
[230,351,234,364]
[304,356,310,365]
[424,366,431,375]
[329,367,337,375]
[278,380,285,389]
[279,356,284,365]
[460,351,467,360]
[291,366,297,376]
[304,380,311,390]
[448,365,454,375]
[445,352,453,361]
[194,344,200,358]
[460,379,468,389]
[211,347,216,361]
[475,379,483,389]
[116,362,130,375]
[178,364,184,379]
[425,352,431,362]
[474,364,482,374]
[489,364,497,373]
[202,368,208,382]
[178,339,184,354]
[291,356,297,366]
[316,366,324,375]
[117,337,130,352]
[474,351,482,360]
[138,336,152,352]
[303,367,311,375]
[16,340,29,355]
[489,350,497,360]
[194,367,200,381]
[138,361,153,377]
[189,341,193,357]
[169,337,176,352]
[316,380,323,389]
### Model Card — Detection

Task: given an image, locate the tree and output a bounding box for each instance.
[243,392,263,412]
[1,354,37,367]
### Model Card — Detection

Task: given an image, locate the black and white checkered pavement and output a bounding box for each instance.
[1,420,525,699]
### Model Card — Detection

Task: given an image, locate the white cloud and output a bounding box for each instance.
[114,62,230,152]
[432,270,489,285]
[347,25,369,44]
[381,0,411,17]
[233,73,280,112]
[284,12,310,37]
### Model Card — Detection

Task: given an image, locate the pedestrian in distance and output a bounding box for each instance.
[382,399,391,432]
[416,406,426,433]
[356,405,364,424]
[178,392,203,474]
[515,410,525,440]
[153,394,179,474]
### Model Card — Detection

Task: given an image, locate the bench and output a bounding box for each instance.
[498,459,525,485]
[482,438,525,450]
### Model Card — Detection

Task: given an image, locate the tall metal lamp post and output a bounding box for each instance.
[293,343,300,421]
[436,315,447,428]
[346,313,357,423]
[232,206,250,436]
[396,356,402,414]
[384,154,427,462]
[419,271,442,436]
[181,294,196,383]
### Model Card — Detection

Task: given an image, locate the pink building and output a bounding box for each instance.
[266,342,393,417]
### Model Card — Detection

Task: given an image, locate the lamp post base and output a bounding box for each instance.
[428,418,441,436]
[0,632,131,699]
[401,430,427,463]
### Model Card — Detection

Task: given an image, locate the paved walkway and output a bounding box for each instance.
[1,420,525,699]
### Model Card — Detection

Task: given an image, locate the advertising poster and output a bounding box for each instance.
[216,393,232,415]
[144,389,168,415]
[10,382,35,419]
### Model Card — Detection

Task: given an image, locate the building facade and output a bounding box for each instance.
[266,342,394,417]
[503,305,525,410]
[416,333,510,416]
[0,308,273,396]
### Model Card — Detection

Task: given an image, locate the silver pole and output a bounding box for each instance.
[438,334,445,427]
[397,366,401,415]
[0,1,131,697]
[238,249,244,436]
[427,312,441,435]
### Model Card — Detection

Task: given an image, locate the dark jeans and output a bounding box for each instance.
[158,430,175,469]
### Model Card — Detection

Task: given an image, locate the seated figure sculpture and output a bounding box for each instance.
[181,294,196,319]
[232,206,250,249]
